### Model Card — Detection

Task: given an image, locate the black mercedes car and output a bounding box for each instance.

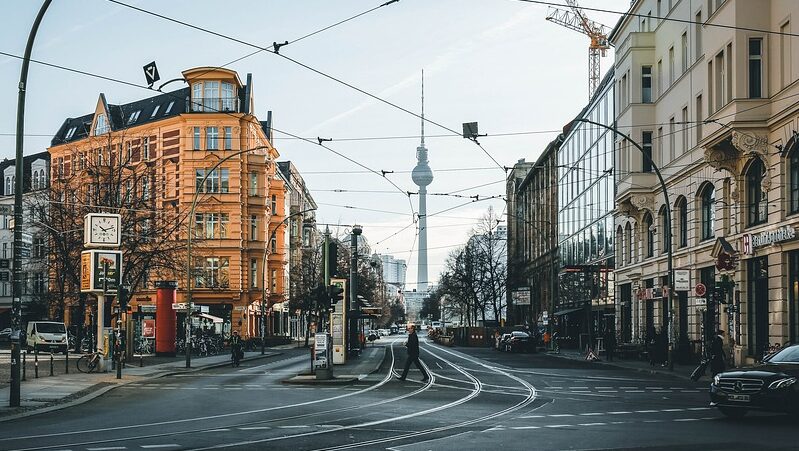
[710,344,799,417]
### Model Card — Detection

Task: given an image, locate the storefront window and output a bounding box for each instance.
[747,256,769,358]
[789,251,799,345]
[790,146,799,213]
[747,157,768,226]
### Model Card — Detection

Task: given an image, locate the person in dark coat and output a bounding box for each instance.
[398,324,429,381]
[710,329,726,376]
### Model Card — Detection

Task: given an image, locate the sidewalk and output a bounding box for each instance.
[547,348,702,382]
[282,344,387,385]
[0,346,291,422]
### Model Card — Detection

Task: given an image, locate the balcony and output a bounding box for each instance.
[188,97,239,113]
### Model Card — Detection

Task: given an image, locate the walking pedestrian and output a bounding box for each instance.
[230,330,243,367]
[710,329,726,377]
[397,324,429,381]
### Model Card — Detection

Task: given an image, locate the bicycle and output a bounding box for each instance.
[76,351,104,373]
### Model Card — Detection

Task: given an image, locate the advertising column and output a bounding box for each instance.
[155,281,178,356]
[330,278,347,364]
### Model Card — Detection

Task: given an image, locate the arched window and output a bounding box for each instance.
[616,226,624,266]
[747,158,768,226]
[676,196,688,248]
[790,144,799,213]
[625,222,633,264]
[659,205,669,255]
[700,184,715,240]
[32,171,40,190]
[643,213,654,258]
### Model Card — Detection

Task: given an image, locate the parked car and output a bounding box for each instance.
[25,321,68,354]
[505,331,533,353]
[367,331,380,342]
[710,343,799,417]
[378,329,390,337]
[0,327,12,342]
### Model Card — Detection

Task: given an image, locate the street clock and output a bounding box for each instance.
[84,213,122,247]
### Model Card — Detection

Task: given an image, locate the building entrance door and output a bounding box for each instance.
[747,256,769,358]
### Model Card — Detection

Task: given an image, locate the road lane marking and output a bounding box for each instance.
[687,407,712,411]
[518,415,545,418]
[511,426,541,430]
[545,424,571,428]
[278,426,309,429]
[238,427,272,430]
[635,410,658,413]
[608,411,631,415]
[87,447,127,450]
[674,418,701,422]
[550,414,575,417]
[141,445,181,449]
[579,413,603,416]
[578,423,606,426]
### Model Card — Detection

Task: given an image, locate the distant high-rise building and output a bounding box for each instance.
[411,71,433,292]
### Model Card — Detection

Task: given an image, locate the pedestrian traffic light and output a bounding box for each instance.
[329,284,344,305]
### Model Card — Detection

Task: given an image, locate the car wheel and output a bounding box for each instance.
[718,407,748,418]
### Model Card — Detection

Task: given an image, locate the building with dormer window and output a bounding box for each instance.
[47,67,286,339]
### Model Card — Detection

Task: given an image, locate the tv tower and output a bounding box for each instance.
[411,70,433,292]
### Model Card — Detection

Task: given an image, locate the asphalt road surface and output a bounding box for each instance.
[1,335,796,451]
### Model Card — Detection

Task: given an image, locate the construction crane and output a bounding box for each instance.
[546,0,611,99]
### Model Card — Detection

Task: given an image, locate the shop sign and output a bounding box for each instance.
[142,319,156,338]
[512,287,531,306]
[742,226,796,254]
[674,270,690,291]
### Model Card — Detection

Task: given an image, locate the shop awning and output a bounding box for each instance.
[553,307,584,316]
[199,313,223,323]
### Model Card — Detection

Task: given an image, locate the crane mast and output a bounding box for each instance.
[546,0,611,99]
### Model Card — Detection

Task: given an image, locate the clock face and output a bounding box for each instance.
[90,215,119,244]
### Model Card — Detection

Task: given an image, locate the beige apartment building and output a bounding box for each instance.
[612,0,799,365]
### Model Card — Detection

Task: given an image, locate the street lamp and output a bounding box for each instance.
[184,145,268,368]
[575,118,675,371]
[10,0,52,408]
[260,207,316,355]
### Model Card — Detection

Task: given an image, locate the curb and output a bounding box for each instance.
[282,346,387,386]
[544,351,695,382]
[0,352,281,423]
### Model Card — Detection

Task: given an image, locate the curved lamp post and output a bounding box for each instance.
[184,145,268,368]
[575,118,675,371]
[260,207,316,354]
[10,0,52,408]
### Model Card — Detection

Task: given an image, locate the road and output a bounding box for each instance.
[1,334,796,450]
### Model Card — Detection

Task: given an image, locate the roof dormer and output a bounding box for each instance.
[92,93,112,136]
[183,67,243,114]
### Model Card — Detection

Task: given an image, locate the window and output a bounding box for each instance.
[749,38,763,98]
[193,127,201,150]
[782,21,792,89]
[195,257,229,288]
[678,197,688,247]
[681,32,688,73]
[140,176,150,200]
[669,117,675,161]
[164,101,175,115]
[250,259,258,288]
[222,82,235,111]
[124,179,133,205]
[642,131,653,172]
[659,207,669,254]
[696,95,703,144]
[790,146,799,213]
[642,66,652,103]
[224,126,232,150]
[195,168,229,193]
[204,81,219,111]
[250,214,258,239]
[193,82,203,111]
[150,105,160,118]
[95,114,109,135]
[271,194,277,214]
[271,269,277,292]
[644,213,654,258]
[126,142,133,162]
[657,60,663,96]
[695,11,702,60]
[126,111,140,125]
[747,158,768,226]
[656,127,663,167]
[700,184,716,240]
[65,126,77,140]
[669,46,675,85]
[625,223,633,264]
[714,51,725,111]
[206,127,218,150]
[205,213,219,239]
[682,107,689,153]
[142,137,150,160]
[33,237,45,259]
[271,235,277,253]
[249,172,258,194]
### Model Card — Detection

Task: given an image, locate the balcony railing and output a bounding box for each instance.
[188,97,239,113]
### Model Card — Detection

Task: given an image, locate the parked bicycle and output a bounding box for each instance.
[76,351,104,373]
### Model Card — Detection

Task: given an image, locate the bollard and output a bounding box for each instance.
[34,348,39,379]
[50,353,54,376]
[22,352,27,381]
[65,348,69,374]
[140,354,144,367]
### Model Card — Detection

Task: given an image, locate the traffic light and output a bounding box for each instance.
[326,242,338,277]
[329,284,345,305]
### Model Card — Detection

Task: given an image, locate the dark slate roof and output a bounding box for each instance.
[0,151,50,196]
[51,87,190,147]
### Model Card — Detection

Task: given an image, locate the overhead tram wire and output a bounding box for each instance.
[102,0,506,171]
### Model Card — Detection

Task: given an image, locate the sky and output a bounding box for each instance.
[1,0,628,289]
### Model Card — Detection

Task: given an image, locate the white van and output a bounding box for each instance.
[26,321,68,354]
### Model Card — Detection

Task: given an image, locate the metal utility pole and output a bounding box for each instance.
[10,0,51,408]
[349,225,362,355]
[576,118,675,371]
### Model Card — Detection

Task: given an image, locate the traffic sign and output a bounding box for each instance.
[696,298,707,306]
[143,61,160,86]
[695,283,706,297]
[172,303,189,311]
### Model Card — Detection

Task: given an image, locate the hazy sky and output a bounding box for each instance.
[1,0,627,288]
